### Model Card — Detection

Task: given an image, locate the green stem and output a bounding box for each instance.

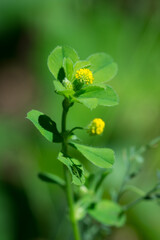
[123,196,144,211]
[68,127,84,135]
[61,98,81,240]
[123,184,159,212]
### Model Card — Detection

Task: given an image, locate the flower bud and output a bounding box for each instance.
[62,78,73,90]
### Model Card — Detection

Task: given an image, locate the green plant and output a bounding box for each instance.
[27,46,160,240]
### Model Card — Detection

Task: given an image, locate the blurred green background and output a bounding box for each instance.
[0,0,160,239]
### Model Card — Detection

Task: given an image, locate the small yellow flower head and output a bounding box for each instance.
[88,118,105,135]
[75,68,94,85]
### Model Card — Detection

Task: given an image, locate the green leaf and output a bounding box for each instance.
[53,80,74,97]
[73,60,91,79]
[53,80,66,92]
[75,85,119,107]
[71,143,115,169]
[26,110,62,142]
[38,172,65,187]
[74,97,98,110]
[58,152,85,186]
[48,46,79,79]
[63,57,73,81]
[88,200,126,227]
[87,53,118,83]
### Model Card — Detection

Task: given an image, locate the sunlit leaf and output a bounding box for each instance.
[48,46,79,79]
[63,57,73,80]
[74,85,119,107]
[27,110,61,142]
[71,142,115,169]
[74,97,98,110]
[87,53,118,83]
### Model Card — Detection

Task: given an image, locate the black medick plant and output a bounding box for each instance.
[27,46,160,240]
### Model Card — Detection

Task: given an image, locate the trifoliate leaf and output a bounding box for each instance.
[58,152,85,186]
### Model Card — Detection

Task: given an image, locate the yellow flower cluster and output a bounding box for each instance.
[88,118,105,135]
[75,68,94,85]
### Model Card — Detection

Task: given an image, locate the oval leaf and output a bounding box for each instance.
[38,172,65,187]
[87,53,118,83]
[48,46,79,79]
[58,152,85,186]
[63,57,73,80]
[74,85,119,107]
[71,143,115,169]
[88,200,126,227]
[73,97,98,110]
[27,110,62,143]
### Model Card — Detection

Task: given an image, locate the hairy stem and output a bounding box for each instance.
[61,98,81,240]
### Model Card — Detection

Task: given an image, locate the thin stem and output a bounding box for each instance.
[123,196,144,211]
[68,127,84,135]
[123,184,159,212]
[61,98,81,240]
